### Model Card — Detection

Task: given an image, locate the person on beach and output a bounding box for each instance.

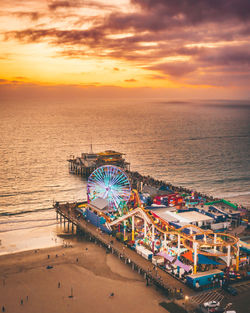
[20,299,23,305]
[58,282,61,288]
[109,292,114,297]
[2,306,5,312]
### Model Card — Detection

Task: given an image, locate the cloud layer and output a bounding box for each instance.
[1,0,250,89]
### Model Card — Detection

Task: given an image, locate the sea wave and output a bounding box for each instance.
[189,176,250,186]
[0,217,55,225]
[218,191,250,198]
[0,207,53,217]
[0,222,57,233]
[0,190,47,197]
[75,134,249,147]
[187,134,249,141]
[211,176,250,184]
[179,176,250,187]
[0,186,83,198]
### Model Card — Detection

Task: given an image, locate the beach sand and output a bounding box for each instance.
[0,242,168,313]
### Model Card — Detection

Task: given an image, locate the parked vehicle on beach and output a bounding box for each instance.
[203,300,220,308]
[199,302,223,313]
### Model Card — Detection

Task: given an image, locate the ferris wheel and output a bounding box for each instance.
[87,165,131,210]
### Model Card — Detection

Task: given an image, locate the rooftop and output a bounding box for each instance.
[208,205,241,216]
[168,211,214,223]
[187,269,223,278]
[98,150,124,156]
[89,198,109,211]
[195,205,225,217]
[151,208,179,223]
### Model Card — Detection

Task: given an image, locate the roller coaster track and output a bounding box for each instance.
[144,208,239,256]
[108,207,151,227]
[105,207,239,257]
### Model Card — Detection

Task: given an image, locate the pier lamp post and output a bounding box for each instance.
[214,233,217,253]
[236,242,240,271]
[132,215,135,241]
[184,295,189,310]
[177,234,181,257]
[144,220,147,238]
[227,245,231,267]
[193,242,198,274]
[123,220,127,241]
[152,225,155,253]
[177,234,181,276]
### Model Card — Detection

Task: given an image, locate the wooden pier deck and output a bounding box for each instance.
[55,202,196,298]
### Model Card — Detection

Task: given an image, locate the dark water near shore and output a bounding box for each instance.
[0,98,249,253]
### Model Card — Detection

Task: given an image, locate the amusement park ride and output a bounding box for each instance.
[85,165,240,275]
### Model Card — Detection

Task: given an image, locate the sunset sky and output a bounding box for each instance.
[1,0,250,98]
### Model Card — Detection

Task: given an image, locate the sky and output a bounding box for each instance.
[0,0,250,99]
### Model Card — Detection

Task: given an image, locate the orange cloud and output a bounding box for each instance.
[124,78,137,82]
[0,0,250,93]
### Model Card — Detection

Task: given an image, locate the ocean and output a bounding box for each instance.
[0,98,249,254]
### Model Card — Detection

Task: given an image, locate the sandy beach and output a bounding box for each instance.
[0,241,168,313]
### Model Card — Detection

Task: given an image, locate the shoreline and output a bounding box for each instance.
[0,220,63,257]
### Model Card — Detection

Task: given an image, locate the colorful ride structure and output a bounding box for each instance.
[86,165,240,275]
[87,165,131,210]
[106,207,240,273]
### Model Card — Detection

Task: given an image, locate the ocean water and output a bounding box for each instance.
[0,98,249,254]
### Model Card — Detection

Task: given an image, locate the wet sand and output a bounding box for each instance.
[0,242,168,313]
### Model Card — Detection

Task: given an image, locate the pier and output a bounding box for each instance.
[55,202,196,298]
[68,150,130,178]
[67,149,249,212]
[58,155,249,312]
